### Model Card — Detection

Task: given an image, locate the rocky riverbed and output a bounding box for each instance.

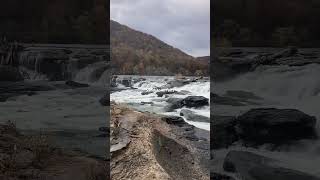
[0,44,110,178]
[0,121,108,180]
[111,75,210,131]
[211,47,320,180]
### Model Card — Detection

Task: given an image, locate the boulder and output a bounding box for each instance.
[141,90,153,95]
[161,116,187,127]
[0,65,23,81]
[181,96,209,108]
[99,94,109,106]
[111,75,118,87]
[140,102,154,105]
[211,116,238,149]
[236,108,317,146]
[165,96,209,111]
[65,80,89,88]
[180,109,210,123]
[121,77,132,87]
[156,90,177,97]
[164,98,184,111]
[223,150,320,180]
[269,47,298,60]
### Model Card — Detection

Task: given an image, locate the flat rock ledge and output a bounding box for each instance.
[110,102,210,180]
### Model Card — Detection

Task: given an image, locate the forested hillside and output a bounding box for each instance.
[111,20,209,76]
[0,0,108,44]
[213,0,320,47]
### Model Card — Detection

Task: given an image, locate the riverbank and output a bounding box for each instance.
[110,102,210,180]
[0,121,108,180]
[211,47,320,179]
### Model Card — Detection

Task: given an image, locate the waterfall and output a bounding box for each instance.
[73,61,109,85]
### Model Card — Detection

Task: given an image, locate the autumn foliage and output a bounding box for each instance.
[110,20,209,76]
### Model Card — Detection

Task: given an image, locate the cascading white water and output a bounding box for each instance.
[73,62,109,86]
[215,63,320,120]
[213,63,320,178]
[111,76,210,131]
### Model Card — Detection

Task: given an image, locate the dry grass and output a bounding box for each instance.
[24,133,53,169]
[85,161,109,180]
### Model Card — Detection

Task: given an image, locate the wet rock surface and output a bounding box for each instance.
[165,96,209,111]
[236,108,317,146]
[180,109,210,123]
[212,108,318,149]
[211,116,238,149]
[223,151,320,180]
[99,94,109,106]
[213,47,320,81]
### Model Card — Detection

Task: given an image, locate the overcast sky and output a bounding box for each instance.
[111,0,210,57]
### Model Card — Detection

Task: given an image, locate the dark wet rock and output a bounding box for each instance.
[140,101,154,105]
[269,46,298,60]
[164,98,184,111]
[156,90,177,97]
[65,80,89,88]
[236,108,317,146]
[182,96,209,108]
[212,47,320,81]
[223,150,320,180]
[141,90,153,95]
[212,116,238,149]
[223,151,273,173]
[0,65,23,81]
[180,109,210,123]
[98,127,109,133]
[165,96,209,111]
[161,116,187,127]
[211,173,236,180]
[121,77,132,87]
[99,94,109,106]
[111,75,117,87]
[97,127,109,137]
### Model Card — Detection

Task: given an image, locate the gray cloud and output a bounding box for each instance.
[111,0,210,57]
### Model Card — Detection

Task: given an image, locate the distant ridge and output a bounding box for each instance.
[111,20,209,76]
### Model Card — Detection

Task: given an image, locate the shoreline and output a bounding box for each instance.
[110,102,210,180]
[0,121,109,180]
